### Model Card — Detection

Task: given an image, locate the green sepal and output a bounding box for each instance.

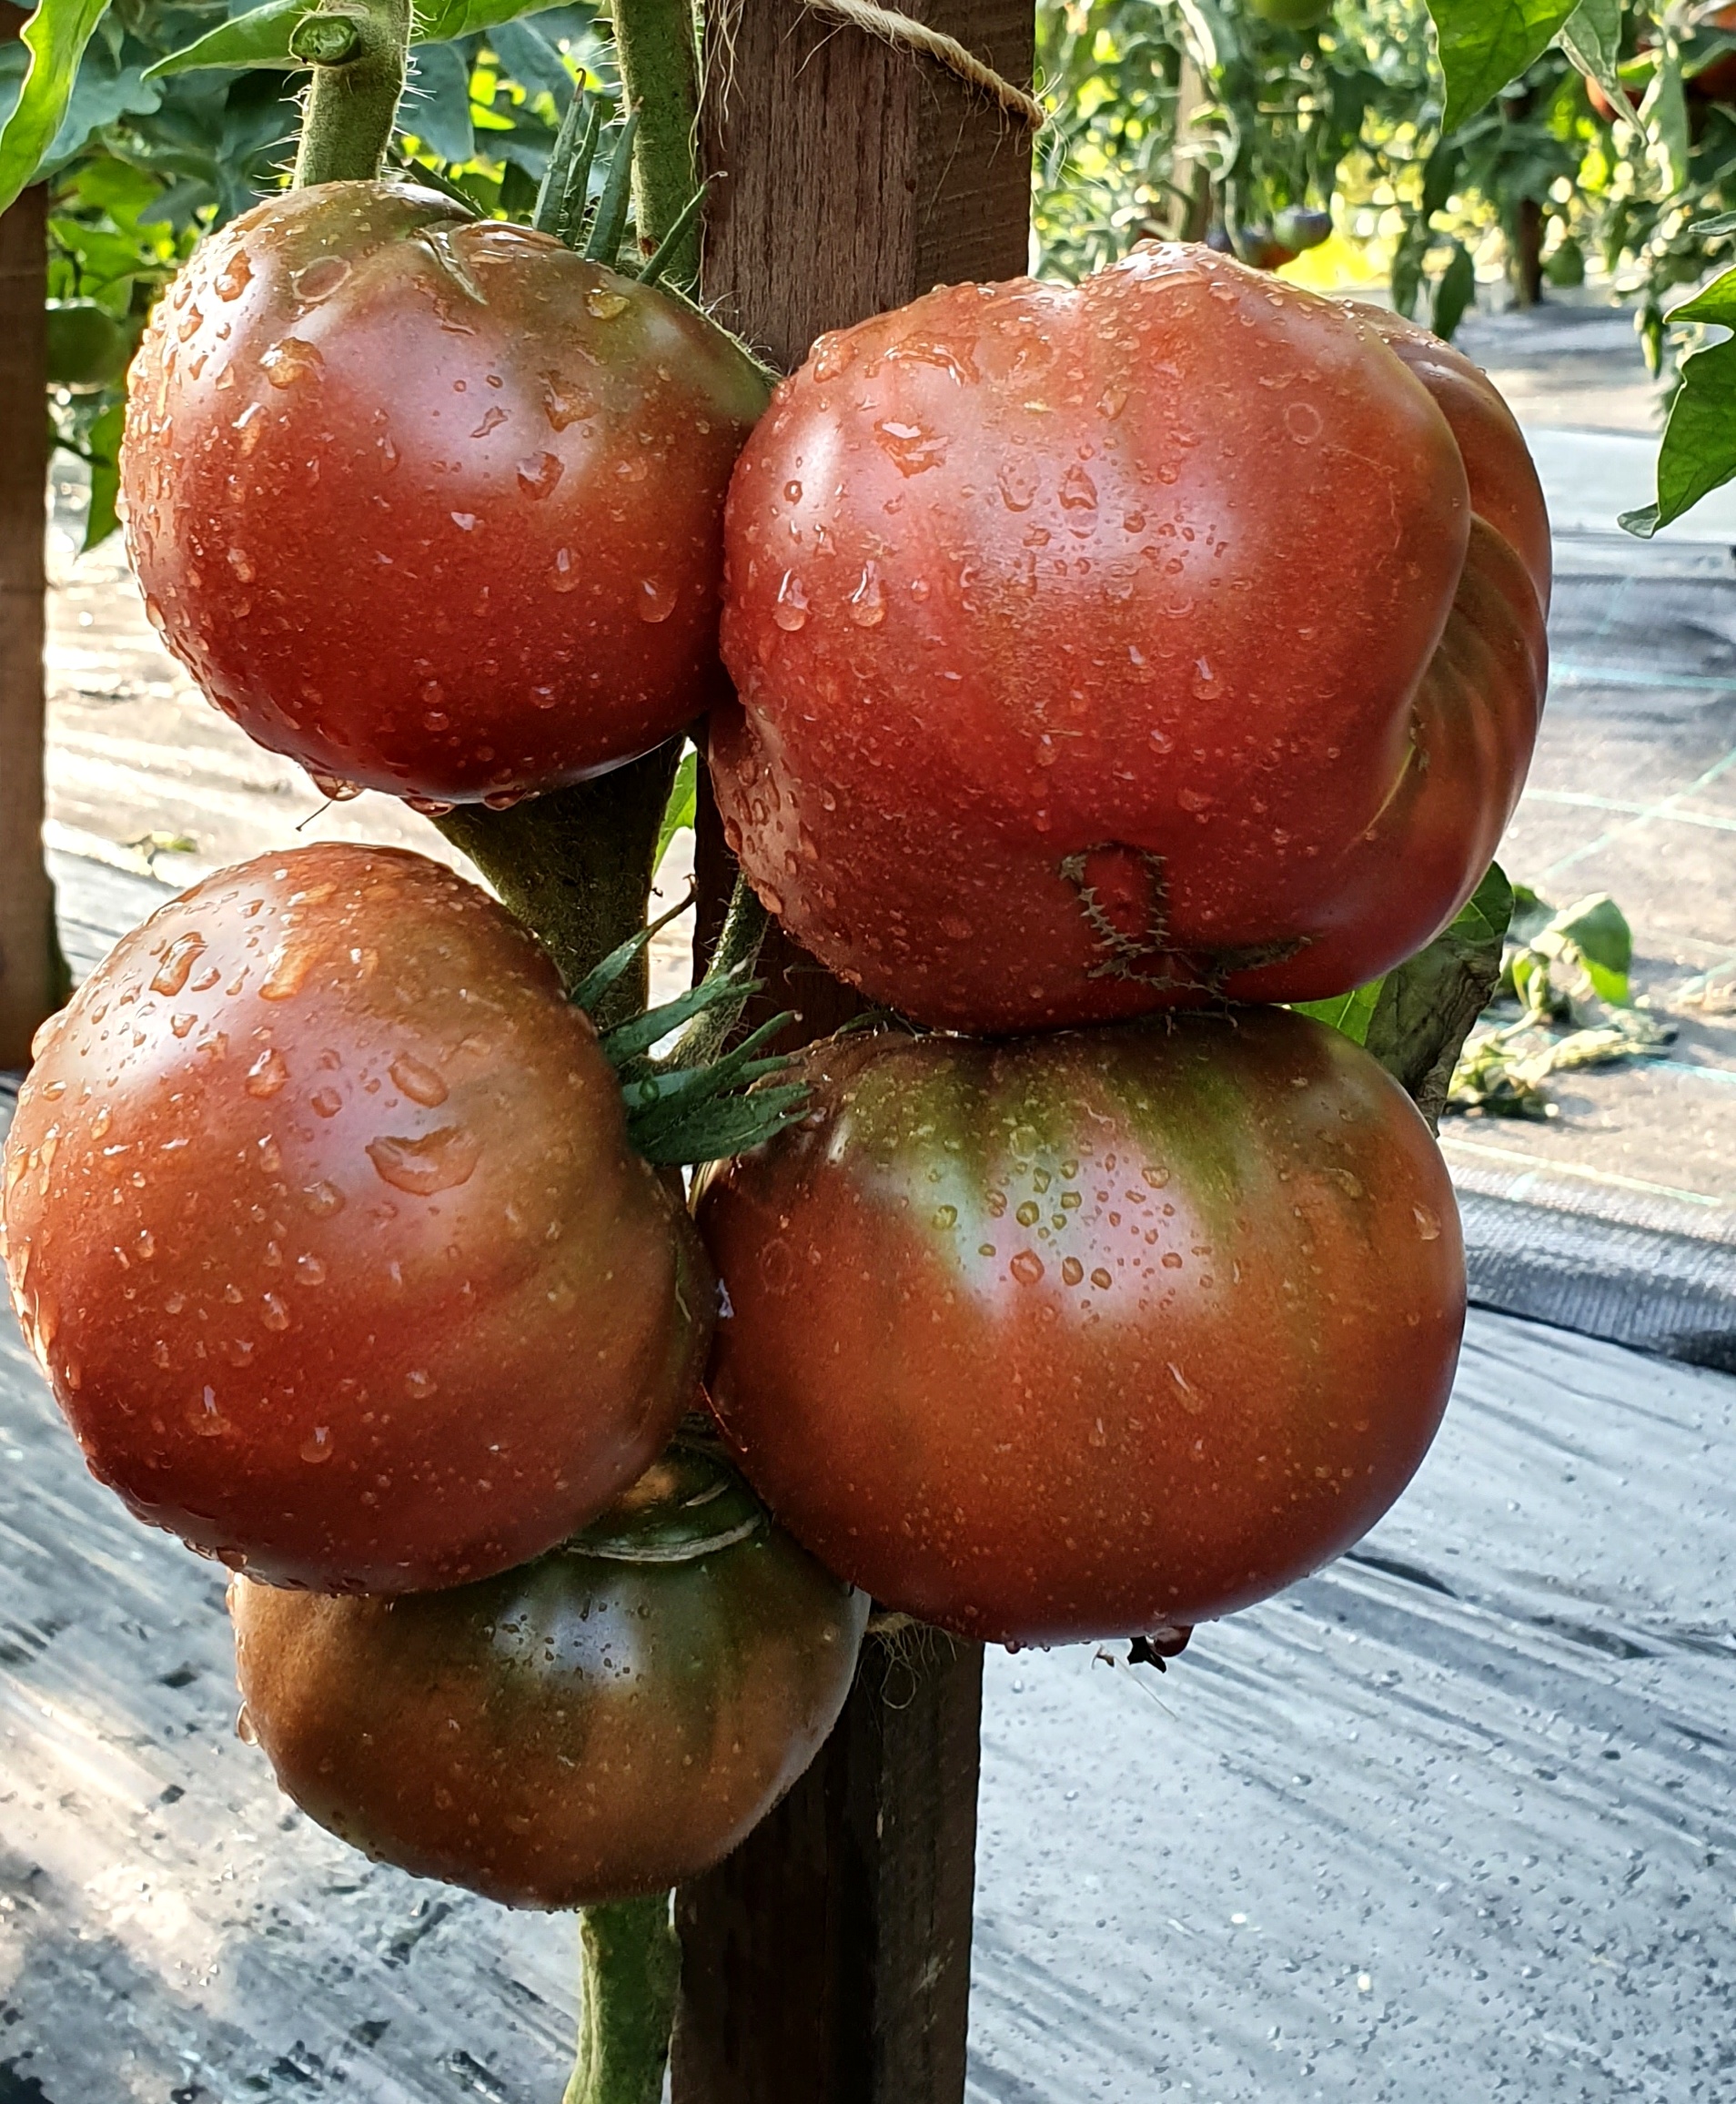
[568,888,693,1019]
[636,181,709,289]
[582,106,638,266]
[1362,863,1514,1127]
[533,80,603,246]
[629,1083,810,1168]
[599,966,762,1073]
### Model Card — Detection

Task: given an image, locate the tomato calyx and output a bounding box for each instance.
[1126,1625,1194,1673]
[570,1444,767,1565]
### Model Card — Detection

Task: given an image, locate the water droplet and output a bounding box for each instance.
[298,1426,334,1464]
[449,511,478,531]
[517,450,563,499]
[1059,463,1098,511]
[773,571,809,631]
[261,1292,290,1332]
[1097,384,1128,420]
[1285,401,1322,445]
[1091,1267,1113,1290]
[214,250,253,302]
[1015,1200,1041,1227]
[550,546,580,593]
[308,773,362,803]
[367,1125,481,1196]
[235,1704,257,1743]
[874,420,948,475]
[193,1384,227,1437]
[310,1087,341,1119]
[1413,1204,1441,1241]
[637,575,678,623]
[848,564,884,627]
[245,1047,288,1098]
[469,406,508,440]
[1009,1249,1045,1286]
[782,479,803,504]
[390,1053,449,1108]
[811,331,853,382]
[295,1253,328,1287]
[541,376,598,430]
[1061,1256,1084,1286]
[151,933,207,996]
[996,459,1038,511]
[300,1179,344,1218]
[293,255,350,301]
[404,1369,438,1400]
[932,1204,957,1230]
[585,286,630,320]
[91,1106,112,1141]
[226,546,256,583]
[259,936,319,1000]
[260,337,324,388]
[136,1229,156,1262]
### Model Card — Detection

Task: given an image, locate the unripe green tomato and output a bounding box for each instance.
[45,300,130,391]
[1544,238,1586,289]
[1246,0,1333,26]
[231,1446,870,1907]
[1272,207,1333,253]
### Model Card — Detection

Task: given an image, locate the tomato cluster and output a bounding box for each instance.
[4,199,1545,1907]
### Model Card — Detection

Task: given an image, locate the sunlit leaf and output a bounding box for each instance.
[142,0,309,81]
[1620,267,1736,538]
[654,749,698,875]
[1558,0,1626,116]
[1426,0,1579,131]
[1364,863,1514,1126]
[82,397,124,550]
[0,1,115,213]
[1291,979,1384,1047]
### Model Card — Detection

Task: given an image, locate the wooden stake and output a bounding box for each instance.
[674,4,1033,2096]
[0,129,62,1067]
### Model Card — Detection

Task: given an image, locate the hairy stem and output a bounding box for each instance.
[562,1896,681,2104]
[292,0,412,188]
[433,744,683,1030]
[612,0,703,285]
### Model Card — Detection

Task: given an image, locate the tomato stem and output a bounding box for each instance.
[432,745,683,1032]
[563,1894,682,2104]
[611,0,703,288]
[291,0,411,188]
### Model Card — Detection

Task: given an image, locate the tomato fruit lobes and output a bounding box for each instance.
[714,243,1549,1033]
[230,1446,869,1907]
[697,1010,1464,1645]
[123,182,770,805]
[2,843,711,1592]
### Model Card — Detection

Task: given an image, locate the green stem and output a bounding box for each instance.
[432,744,682,1031]
[562,1896,681,2104]
[291,0,412,188]
[663,876,769,1070]
[612,0,703,286]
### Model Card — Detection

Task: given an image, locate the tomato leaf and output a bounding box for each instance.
[1364,863,1514,1128]
[412,0,567,40]
[1559,0,1627,116]
[1430,240,1476,340]
[141,0,311,81]
[1620,268,1736,538]
[1426,0,1580,132]
[82,396,123,550]
[0,0,115,214]
[654,748,698,875]
[1291,979,1384,1047]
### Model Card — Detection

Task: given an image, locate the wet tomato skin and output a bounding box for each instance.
[231,1450,869,1907]
[123,182,770,804]
[1,843,711,1592]
[713,244,1549,1032]
[697,1011,1464,1645]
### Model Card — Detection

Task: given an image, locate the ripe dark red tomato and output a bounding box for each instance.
[697,1011,1463,1645]
[231,1446,868,1906]
[2,843,711,1592]
[713,244,1549,1033]
[123,182,770,806]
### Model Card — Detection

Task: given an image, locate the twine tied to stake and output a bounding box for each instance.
[796,0,1046,132]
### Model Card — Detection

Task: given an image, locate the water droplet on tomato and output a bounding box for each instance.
[151,933,207,997]
[550,546,580,593]
[298,1426,334,1465]
[260,337,324,389]
[811,332,853,382]
[517,450,563,499]
[245,1047,288,1098]
[783,480,803,504]
[542,377,598,430]
[193,1385,227,1436]
[932,1205,957,1230]
[1059,463,1098,511]
[293,255,350,301]
[390,1053,449,1108]
[1091,1267,1112,1290]
[367,1125,481,1195]
[259,936,319,1001]
[308,773,362,803]
[295,1253,328,1287]
[1009,1249,1045,1286]
[848,565,885,627]
[997,460,1037,511]
[214,251,253,301]
[586,286,631,320]
[404,1369,439,1400]
[1285,401,1322,445]
[261,1292,290,1332]
[772,571,809,631]
[1413,1204,1441,1241]
[235,1704,257,1743]
[874,420,948,476]
[300,1179,344,1218]
[637,576,678,623]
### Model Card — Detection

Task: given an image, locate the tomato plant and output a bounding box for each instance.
[715,245,1549,1033]
[124,178,768,807]
[1,841,712,1592]
[231,1444,868,1905]
[698,1009,1464,1646]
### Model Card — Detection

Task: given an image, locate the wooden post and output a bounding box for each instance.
[672,5,1034,2099]
[0,5,63,1067]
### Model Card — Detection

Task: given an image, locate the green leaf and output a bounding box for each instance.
[403,40,475,163]
[1690,211,1736,238]
[1640,46,1691,198]
[1558,0,1626,116]
[1549,892,1631,1005]
[0,1,116,214]
[1292,978,1384,1047]
[1364,863,1515,1127]
[141,0,310,81]
[1620,268,1736,539]
[654,749,697,875]
[1426,0,1580,132]
[1431,240,1476,340]
[82,397,124,550]
[412,0,563,40]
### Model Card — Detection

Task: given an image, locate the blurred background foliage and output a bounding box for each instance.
[1033,0,1736,365]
